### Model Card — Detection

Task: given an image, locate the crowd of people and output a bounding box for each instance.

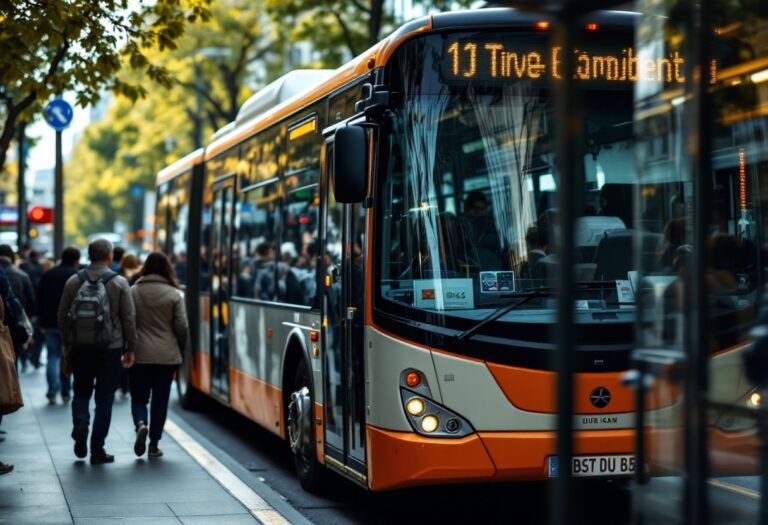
[0,240,188,472]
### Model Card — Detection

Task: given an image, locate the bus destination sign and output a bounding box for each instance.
[445,40,686,84]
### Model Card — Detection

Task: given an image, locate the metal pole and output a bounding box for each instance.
[16,123,28,251]
[682,0,712,522]
[552,13,583,525]
[54,129,64,259]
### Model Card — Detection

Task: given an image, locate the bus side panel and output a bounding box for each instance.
[227,300,321,437]
[192,350,211,395]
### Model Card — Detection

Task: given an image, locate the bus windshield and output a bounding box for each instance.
[377,30,760,322]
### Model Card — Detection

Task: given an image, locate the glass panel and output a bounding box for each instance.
[233,183,279,299]
[169,171,191,285]
[634,1,767,521]
[278,185,320,306]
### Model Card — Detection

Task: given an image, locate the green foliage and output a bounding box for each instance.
[64,0,279,243]
[0,0,211,175]
[265,0,474,67]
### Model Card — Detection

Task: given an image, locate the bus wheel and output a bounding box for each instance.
[176,356,200,410]
[288,361,324,492]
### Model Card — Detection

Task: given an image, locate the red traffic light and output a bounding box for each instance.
[28,206,53,223]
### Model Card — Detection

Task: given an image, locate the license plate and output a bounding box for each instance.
[547,455,636,478]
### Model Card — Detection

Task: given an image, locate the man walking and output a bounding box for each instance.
[38,247,81,404]
[58,239,136,464]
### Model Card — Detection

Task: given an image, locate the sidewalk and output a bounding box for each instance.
[0,367,262,524]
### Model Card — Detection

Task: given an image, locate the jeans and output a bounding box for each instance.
[130,364,176,445]
[44,329,71,397]
[71,347,122,451]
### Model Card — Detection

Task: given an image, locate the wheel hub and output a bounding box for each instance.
[288,386,312,456]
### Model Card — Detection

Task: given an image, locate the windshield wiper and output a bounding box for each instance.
[453,289,553,344]
[451,281,619,344]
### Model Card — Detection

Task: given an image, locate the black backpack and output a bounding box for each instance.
[66,271,117,349]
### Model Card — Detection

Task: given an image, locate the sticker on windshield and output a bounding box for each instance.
[480,271,516,293]
[414,279,474,310]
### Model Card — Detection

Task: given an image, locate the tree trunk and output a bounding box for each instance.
[368,0,385,48]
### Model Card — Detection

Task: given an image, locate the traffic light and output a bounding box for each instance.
[28,206,53,223]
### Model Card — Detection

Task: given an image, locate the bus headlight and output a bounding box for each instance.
[399,389,473,438]
[406,397,425,416]
[421,415,439,433]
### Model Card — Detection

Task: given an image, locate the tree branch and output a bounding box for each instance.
[177,79,229,122]
[329,9,358,57]
[348,0,371,14]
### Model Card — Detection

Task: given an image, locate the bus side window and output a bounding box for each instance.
[235,183,279,300]
[169,172,191,285]
[280,111,322,307]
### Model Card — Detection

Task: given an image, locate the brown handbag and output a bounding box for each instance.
[0,298,23,415]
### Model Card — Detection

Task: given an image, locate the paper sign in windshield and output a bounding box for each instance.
[480,271,516,293]
[414,278,474,310]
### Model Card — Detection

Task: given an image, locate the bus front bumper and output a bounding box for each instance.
[366,426,636,491]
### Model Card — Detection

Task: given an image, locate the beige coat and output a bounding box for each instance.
[131,275,187,365]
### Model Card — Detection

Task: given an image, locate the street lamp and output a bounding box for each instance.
[193,47,231,149]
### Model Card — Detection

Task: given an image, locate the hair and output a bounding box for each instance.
[255,241,273,258]
[113,246,125,264]
[119,253,140,273]
[136,252,179,288]
[464,190,488,213]
[40,259,55,273]
[88,239,113,262]
[0,244,15,262]
[61,246,80,266]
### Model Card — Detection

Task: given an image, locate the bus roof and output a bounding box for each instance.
[156,148,204,185]
[204,16,434,159]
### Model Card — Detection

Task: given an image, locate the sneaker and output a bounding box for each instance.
[134,422,148,457]
[148,445,163,458]
[47,393,56,405]
[0,462,13,475]
[71,422,89,459]
[90,449,115,465]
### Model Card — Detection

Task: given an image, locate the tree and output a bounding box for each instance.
[265,0,473,66]
[0,0,211,176]
[64,0,281,243]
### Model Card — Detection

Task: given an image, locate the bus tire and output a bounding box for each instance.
[176,355,201,410]
[287,359,325,492]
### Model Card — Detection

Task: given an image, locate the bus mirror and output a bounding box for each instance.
[333,126,367,203]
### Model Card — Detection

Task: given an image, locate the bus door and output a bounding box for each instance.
[210,177,234,401]
[321,138,368,479]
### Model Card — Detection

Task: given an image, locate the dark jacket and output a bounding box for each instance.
[37,264,79,329]
[0,257,35,316]
[0,265,27,353]
[57,263,137,351]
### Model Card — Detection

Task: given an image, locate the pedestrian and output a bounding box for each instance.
[0,244,37,370]
[118,253,141,285]
[116,253,140,397]
[0,263,26,475]
[57,239,136,465]
[130,252,187,459]
[37,247,81,404]
[109,246,125,272]
[19,249,43,288]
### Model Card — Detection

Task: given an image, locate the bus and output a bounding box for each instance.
[154,8,766,491]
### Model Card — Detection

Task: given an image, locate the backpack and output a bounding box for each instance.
[66,270,117,349]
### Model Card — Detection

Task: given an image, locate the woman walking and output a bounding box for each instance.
[129,252,187,458]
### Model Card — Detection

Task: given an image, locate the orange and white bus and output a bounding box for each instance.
[154,8,765,491]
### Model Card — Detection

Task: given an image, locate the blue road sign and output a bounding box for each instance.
[44,99,73,131]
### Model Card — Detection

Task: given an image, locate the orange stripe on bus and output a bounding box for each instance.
[229,368,285,439]
[486,362,679,414]
[191,352,211,395]
[366,425,495,490]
